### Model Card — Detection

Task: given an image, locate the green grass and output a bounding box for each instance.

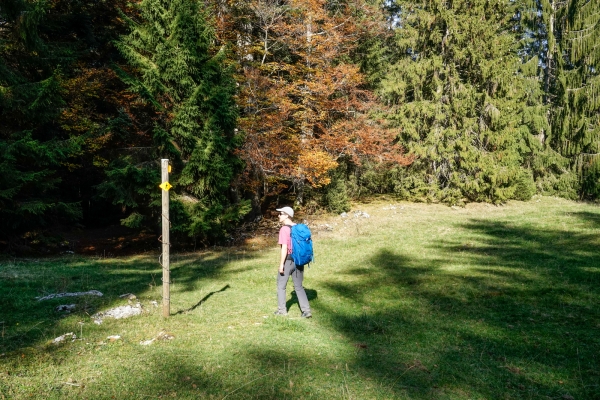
[1,196,599,399]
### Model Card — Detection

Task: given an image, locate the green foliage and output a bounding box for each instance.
[581,157,600,199]
[325,171,351,214]
[113,0,248,242]
[0,0,85,238]
[355,163,393,196]
[184,198,252,243]
[1,0,599,241]
[377,0,541,204]
[536,171,580,200]
[512,170,537,201]
[96,157,159,210]
[0,0,162,243]
[550,0,600,199]
[0,131,83,234]
[0,0,47,53]
[519,0,600,199]
[120,212,145,229]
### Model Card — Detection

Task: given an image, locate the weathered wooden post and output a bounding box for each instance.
[159,159,171,317]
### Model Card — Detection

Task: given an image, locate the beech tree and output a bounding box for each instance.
[223,0,411,208]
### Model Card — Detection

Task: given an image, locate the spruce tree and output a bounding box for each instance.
[514,0,568,196]
[112,0,249,243]
[550,0,600,199]
[0,0,82,239]
[378,0,541,204]
[519,0,600,199]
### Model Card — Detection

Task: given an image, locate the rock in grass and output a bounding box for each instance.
[55,304,76,313]
[52,332,76,345]
[37,290,103,301]
[139,330,174,346]
[92,304,142,324]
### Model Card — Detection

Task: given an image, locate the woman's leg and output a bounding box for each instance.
[276,258,294,312]
[291,267,310,313]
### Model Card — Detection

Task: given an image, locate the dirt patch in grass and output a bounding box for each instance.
[0,225,159,257]
[63,226,158,257]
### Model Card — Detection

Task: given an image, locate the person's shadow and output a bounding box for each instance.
[286,288,317,312]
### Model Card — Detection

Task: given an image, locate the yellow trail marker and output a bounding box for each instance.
[159,181,172,191]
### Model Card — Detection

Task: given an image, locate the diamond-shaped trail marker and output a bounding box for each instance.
[159,181,172,191]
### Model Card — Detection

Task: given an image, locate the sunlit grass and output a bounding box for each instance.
[1,196,599,399]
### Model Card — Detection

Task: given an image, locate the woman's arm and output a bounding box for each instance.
[279,243,287,274]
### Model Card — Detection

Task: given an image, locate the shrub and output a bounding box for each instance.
[325,173,351,214]
[512,170,537,201]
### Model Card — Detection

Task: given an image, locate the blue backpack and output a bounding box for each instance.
[290,224,314,267]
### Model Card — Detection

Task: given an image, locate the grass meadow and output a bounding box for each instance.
[0,197,599,399]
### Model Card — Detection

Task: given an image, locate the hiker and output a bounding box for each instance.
[274,206,312,318]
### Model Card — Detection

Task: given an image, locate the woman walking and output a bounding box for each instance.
[274,206,312,318]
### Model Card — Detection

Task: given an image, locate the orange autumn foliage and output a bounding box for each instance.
[216,0,411,195]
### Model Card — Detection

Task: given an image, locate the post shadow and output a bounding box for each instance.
[174,284,231,314]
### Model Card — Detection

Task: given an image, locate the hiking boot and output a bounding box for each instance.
[273,310,288,316]
[301,311,312,318]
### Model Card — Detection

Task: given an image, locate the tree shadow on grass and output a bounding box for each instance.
[3,215,599,398]
[317,219,600,399]
[571,211,600,229]
[0,249,261,354]
[444,219,599,269]
[169,250,262,293]
[44,346,317,399]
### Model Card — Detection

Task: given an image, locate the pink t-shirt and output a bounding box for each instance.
[278,225,292,254]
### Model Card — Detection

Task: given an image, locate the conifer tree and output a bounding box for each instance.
[512,0,566,196]
[519,0,600,199]
[550,0,600,199]
[378,0,540,204]
[0,0,82,239]
[112,0,249,242]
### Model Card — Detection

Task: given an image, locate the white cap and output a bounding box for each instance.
[276,206,294,218]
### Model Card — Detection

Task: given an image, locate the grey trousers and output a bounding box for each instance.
[277,258,310,313]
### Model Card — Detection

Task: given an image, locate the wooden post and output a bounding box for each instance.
[161,159,170,317]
